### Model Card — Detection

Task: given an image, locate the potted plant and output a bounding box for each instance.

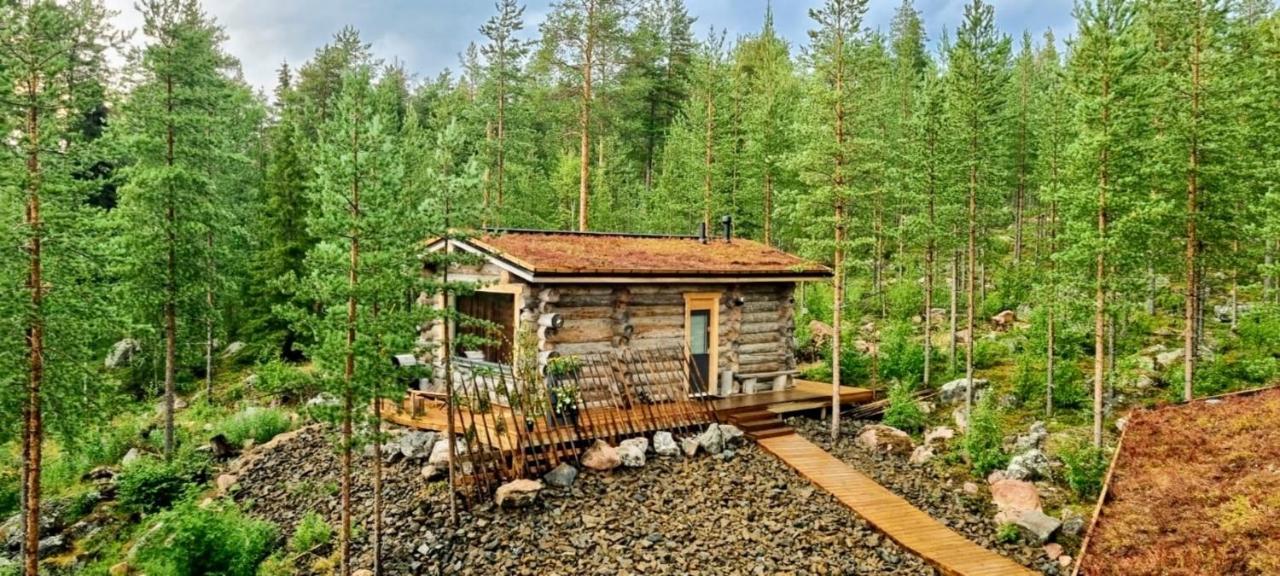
[545,355,584,426]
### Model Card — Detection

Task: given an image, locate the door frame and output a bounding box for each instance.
[683,292,721,394]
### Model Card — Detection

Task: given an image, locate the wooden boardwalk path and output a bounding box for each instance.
[759,434,1037,576]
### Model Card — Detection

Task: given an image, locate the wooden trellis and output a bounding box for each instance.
[383,346,719,495]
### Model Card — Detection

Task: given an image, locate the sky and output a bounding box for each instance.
[103,0,1077,94]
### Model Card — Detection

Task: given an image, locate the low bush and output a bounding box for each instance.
[1236,304,1280,355]
[135,499,277,576]
[882,382,926,433]
[288,511,332,554]
[1059,441,1109,500]
[971,339,1008,370]
[878,322,941,386]
[254,360,318,401]
[962,394,1007,476]
[117,452,211,514]
[815,344,871,386]
[885,281,923,323]
[221,407,293,447]
[996,523,1022,544]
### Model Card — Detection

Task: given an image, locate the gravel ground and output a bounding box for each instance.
[790,417,1068,575]
[234,425,939,576]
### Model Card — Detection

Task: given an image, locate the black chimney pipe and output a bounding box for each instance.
[721,215,733,243]
[698,222,708,244]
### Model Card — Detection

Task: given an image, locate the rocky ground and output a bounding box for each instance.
[790,417,1073,576]
[232,425,941,576]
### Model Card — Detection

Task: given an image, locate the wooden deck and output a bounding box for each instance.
[759,433,1037,576]
[711,379,874,414]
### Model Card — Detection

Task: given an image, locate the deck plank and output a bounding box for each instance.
[758,433,1036,576]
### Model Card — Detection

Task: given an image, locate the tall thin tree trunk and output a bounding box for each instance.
[577,0,596,232]
[1230,238,1239,331]
[965,144,977,413]
[949,248,959,375]
[1047,198,1057,418]
[371,309,384,575]
[703,65,715,231]
[444,253,458,525]
[923,133,937,389]
[1265,239,1274,304]
[339,104,362,576]
[830,25,847,441]
[22,77,45,576]
[1184,2,1203,402]
[1093,76,1110,449]
[763,171,773,246]
[164,74,177,460]
[206,231,215,403]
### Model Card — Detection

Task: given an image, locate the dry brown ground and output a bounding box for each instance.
[1078,387,1280,576]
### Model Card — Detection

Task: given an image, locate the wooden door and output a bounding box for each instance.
[683,292,720,395]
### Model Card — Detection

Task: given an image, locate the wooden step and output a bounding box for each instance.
[751,427,795,439]
[728,410,778,424]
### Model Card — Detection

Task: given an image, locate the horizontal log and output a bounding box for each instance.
[743,311,785,324]
[739,342,784,355]
[630,314,683,329]
[737,332,782,345]
[557,294,616,307]
[559,286,615,296]
[555,306,614,320]
[628,293,686,306]
[631,326,684,341]
[742,300,783,313]
[549,341,618,357]
[627,305,684,318]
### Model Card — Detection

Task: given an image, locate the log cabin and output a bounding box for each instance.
[418,223,830,399]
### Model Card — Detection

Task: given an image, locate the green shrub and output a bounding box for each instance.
[1059,442,1109,500]
[882,382,926,433]
[221,407,293,447]
[288,511,332,554]
[118,453,210,514]
[996,523,1022,544]
[135,499,277,576]
[1051,361,1088,410]
[885,281,923,323]
[1237,304,1280,355]
[962,394,1007,476]
[971,339,1008,370]
[878,322,939,386]
[255,553,295,576]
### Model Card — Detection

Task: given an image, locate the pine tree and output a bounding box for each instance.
[1034,29,1070,417]
[736,4,796,245]
[946,0,1011,414]
[540,0,629,231]
[0,1,118,570]
[479,0,530,225]
[115,0,245,459]
[795,0,870,439]
[297,65,406,576]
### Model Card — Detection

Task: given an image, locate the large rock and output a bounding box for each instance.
[992,310,1017,330]
[939,378,989,405]
[697,424,726,455]
[420,465,445,482]
[1012,421,1048,452]
[1005,449,1052,481]
[1155,348,1185,371]
[399,431,438,460]
[427,437,466,467]
[855,425,914,455]
[220,341,247,358]
[105,338,141,369]
[543,463,578,488]
[990,478,1042,524]
[652,431,680,457]
[1014,509,1062,543]
[923,426,955,448]
[121,448,142,466]
[719,424,745,446]
[909,445,935,465]
[680,437,700,457]
[494,479,543,509]
[215,474,238,492]
[37,534,67,559]
[581,439,621,471]
[618,438,648,467]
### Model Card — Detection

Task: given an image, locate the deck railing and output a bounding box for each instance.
[383,346,719,495]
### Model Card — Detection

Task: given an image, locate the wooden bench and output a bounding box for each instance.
[733,369,800,393]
